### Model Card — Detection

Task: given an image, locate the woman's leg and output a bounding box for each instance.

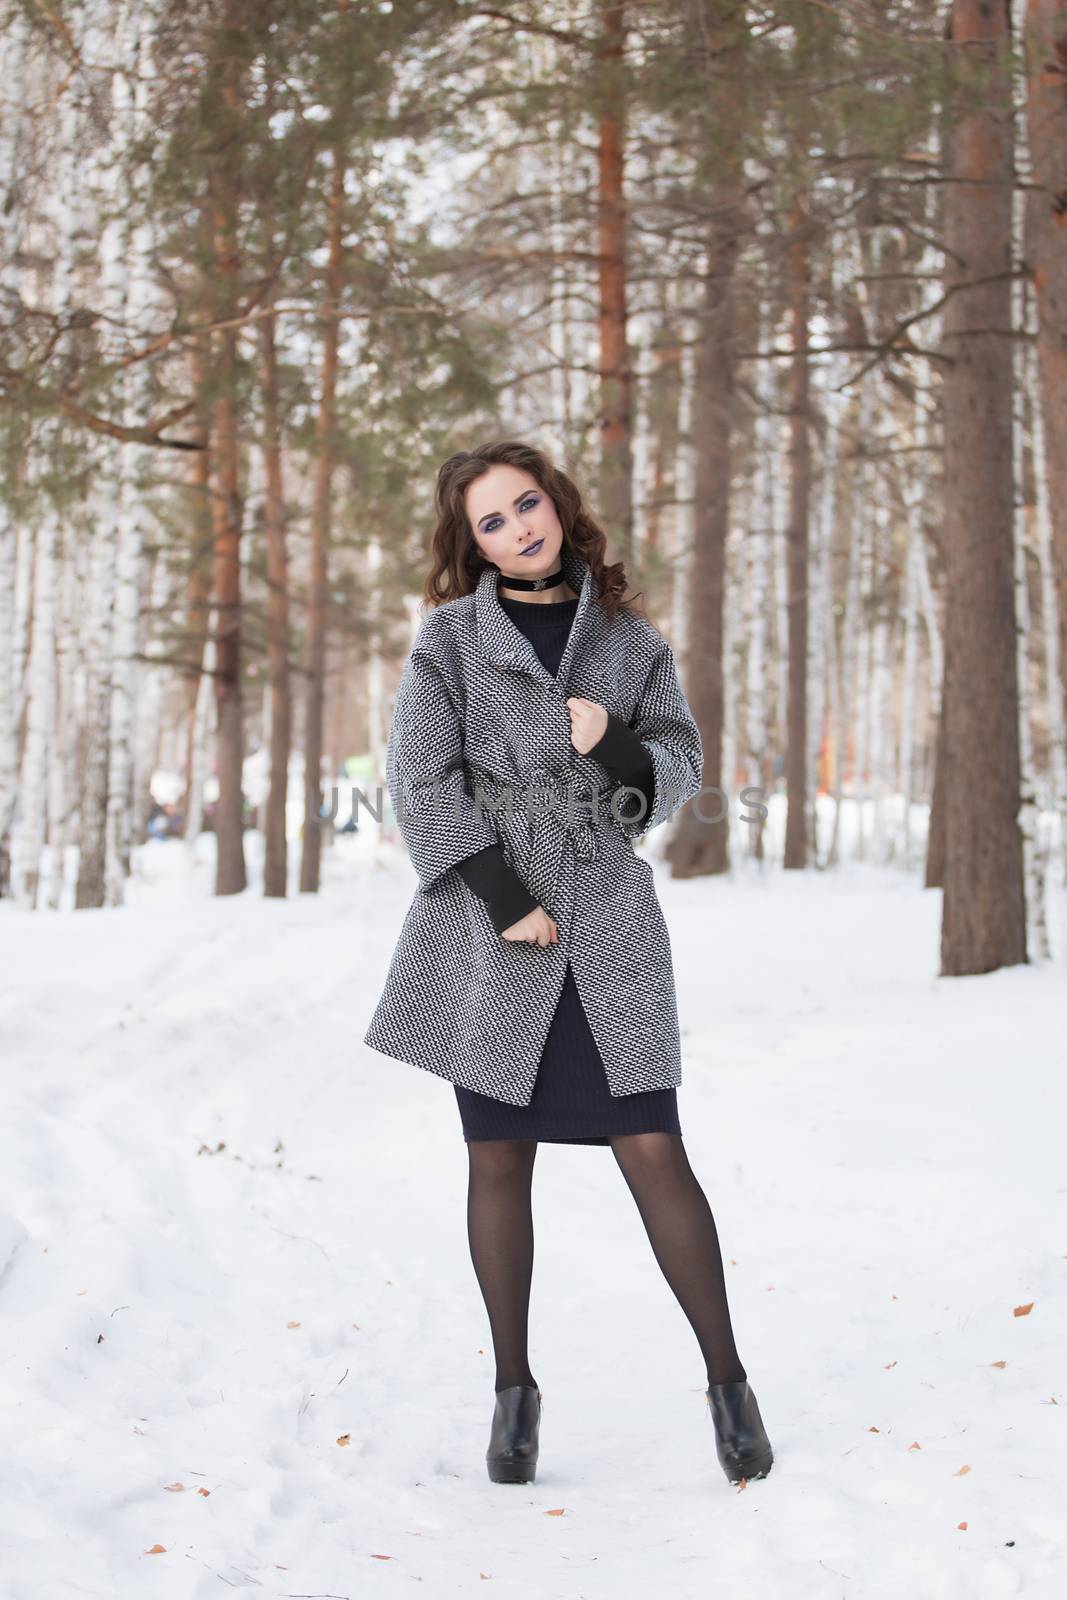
[464,1138,539,1392]
[609,1131,747,1388]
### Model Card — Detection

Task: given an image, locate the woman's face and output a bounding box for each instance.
[465,463,564,582]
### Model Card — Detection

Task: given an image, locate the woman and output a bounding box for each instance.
[364,439,772,1488]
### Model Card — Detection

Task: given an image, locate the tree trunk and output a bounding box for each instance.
[208,344,246,896]
[595,0,633,560]
[47,520,83,908]
[1024,0,1067,807]
[0,0,29,897]
[667,200,740,877]
[747,339,778,864]
[1027,337,1067,858]
[260,303,291,898]
[783,197,812,870]
[185,605,217,855]
[643,299,683,622]
[205,0,249,897]
[300,146,345,894]
[939,0,1026,973]
[0,508,16,898]
[181,348,214,841]
[13,514,56,908]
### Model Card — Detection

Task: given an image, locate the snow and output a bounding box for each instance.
[1,821,1064,1598]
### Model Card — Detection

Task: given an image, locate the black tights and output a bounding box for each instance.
[463,1132,747,1392]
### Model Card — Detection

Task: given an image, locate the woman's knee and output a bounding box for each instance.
[609,1130,686,1178]
[467,1137,538,1183]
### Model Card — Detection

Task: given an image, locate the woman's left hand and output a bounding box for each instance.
[565,696,608,755]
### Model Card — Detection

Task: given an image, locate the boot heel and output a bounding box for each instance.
[486,1384,542,1484]
[487,1456,537,1484]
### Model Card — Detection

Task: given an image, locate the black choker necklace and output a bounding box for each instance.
[496,564,564,593]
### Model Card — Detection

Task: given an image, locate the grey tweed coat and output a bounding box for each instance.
[362,545,704,1107]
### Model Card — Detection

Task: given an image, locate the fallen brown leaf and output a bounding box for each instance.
[337,1433,351,1446]
[164,1482,184,1493]
[953,1465,971,1476]
[145,1544,166,1554]
[545,1508,566,1516]
[1013,1302,1033,1317]
[908,1441,922,1451]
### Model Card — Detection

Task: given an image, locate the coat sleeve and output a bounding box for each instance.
[611,638,704,839]
[386,640,502,892]
[455,843,540,934]
[587,710,656,822]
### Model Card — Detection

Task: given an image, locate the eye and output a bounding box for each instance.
[481,495,539,535]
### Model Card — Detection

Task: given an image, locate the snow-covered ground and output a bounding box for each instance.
[1,822,1064,1599]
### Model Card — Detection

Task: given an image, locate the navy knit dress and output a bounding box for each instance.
[452,591,683,1147]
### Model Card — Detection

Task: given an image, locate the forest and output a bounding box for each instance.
[2,1,1065,982]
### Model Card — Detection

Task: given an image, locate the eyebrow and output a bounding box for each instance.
[476,489,537,531]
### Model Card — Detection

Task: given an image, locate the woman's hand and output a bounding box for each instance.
[565,696,608,755]
[501,905,558,946]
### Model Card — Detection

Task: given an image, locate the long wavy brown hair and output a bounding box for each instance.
[424,439,645,625]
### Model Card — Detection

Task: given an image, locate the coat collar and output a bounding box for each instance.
[474,543,600,692]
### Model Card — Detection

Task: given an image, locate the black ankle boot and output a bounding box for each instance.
[705,1379,773,1484]
[486,1384,542,1483]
